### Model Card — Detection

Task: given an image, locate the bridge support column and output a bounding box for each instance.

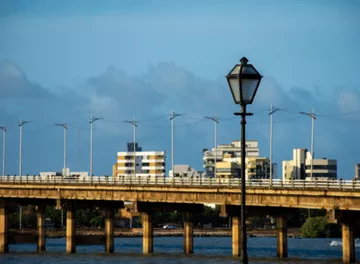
[183,212,193,254]
[36,205,46,252]
[66,207,76,253]
[276,216,288,258]
[0,201,8,253]
[342,222,355,263]
[232,216,241,257]
[142,212,153,254]
[104,208,114,253]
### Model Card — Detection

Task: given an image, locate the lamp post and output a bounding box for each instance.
[170,111,184,177]
[226,57,262,263]
[269,105,285,184]
[0,126,6,176]
[299,109,316,179]
[124,118,137,177]
[204,115,219,178]
[89,114,103,181]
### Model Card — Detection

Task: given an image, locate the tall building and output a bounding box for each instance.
[282,148,337,180]
[113,144,165,177]
[203,140,260,178]
[169,165,204,178]
[355,164,360,180]
[127,142,142,152]
[203,140,269,179]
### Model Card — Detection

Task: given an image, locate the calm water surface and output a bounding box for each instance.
[0,237,359,264]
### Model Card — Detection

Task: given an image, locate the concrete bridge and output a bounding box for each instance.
[1,176,360,263]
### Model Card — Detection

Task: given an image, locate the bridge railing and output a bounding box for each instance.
[0,175,360,190]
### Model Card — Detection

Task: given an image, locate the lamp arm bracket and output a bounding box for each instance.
[234,112,253,116]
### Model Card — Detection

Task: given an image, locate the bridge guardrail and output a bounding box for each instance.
[0,176,359,190]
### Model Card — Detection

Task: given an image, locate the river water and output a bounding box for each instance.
[0,237,358,264]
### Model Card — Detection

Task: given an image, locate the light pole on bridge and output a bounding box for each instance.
[0,126,6,176]
[226,57,262,263]
[204,115,219,178]
[299,109,316,179]
[124,118,137,177]
[170,111,184,177]
[89,114,103,181]
[269,105,285,183]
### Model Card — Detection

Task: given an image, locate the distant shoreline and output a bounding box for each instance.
[12,228,302,238]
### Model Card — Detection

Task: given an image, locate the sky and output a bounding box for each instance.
[0,0,359,179]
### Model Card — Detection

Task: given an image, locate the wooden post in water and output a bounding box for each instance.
[142,212,153,254]
[232,216,241,256]
[276,216,288,258]
[66,206,76,253]
[342,222,355,263]
[183,212,193,254]
[0,200,8,253]
[36,205,46,252]
[104,207,114,253]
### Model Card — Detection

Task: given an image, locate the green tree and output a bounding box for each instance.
[301,216,330,238]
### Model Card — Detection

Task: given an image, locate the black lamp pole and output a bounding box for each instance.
[226,57,262,263]
[235,105,253,263]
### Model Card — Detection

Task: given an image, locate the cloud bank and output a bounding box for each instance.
[0,59,359,179]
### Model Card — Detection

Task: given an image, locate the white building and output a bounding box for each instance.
[113,151,165,177]
[203,140,260,177]
[39,168,88,181]
[305,155,337,180]
[282,148,337,180]
[355,164,360,180]
[169,164,204,178]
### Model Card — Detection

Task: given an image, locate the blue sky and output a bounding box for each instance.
[0,0,359,178]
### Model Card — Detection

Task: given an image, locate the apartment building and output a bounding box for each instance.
[355,164,360,180]
[282,148,337,180]
[39,168,88,180]
[113,144,165,177]
[305,157,337,179]
[203,140,260,177]
[282,149,307,180]
[169,164,204,178]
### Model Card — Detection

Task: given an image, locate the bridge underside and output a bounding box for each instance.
[1,184,360,211]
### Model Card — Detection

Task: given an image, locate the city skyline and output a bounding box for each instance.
[0,0,359,178]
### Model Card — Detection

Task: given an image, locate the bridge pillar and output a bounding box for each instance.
[36,205,46,252]
[104,208,114,253]
[276,216,288,258]
[0,201,8,253]
[342,222,355,263]
[66,206,76,253]
[142,212,153,254]
[183,212,193,254]
[232,216,241,257]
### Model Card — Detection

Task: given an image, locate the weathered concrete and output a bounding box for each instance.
[2,183,360,211]
[0,201,8,253]
[66,207,76,253]
[232,216,241,257]
[183,212,193,254]
[276,216,288,258]
[36,205,45,252]
[142,212,153,254]
[342,223,355,263]
[104,208,114,253]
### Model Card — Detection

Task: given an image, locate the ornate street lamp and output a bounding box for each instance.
[226,57,262,263]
